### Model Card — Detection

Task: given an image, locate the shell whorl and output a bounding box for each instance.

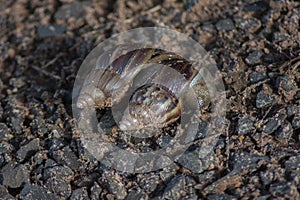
[77,48,207,130]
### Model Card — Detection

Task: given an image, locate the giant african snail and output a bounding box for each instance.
[76,48,210,130]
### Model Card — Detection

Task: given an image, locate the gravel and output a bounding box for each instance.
[1,162,30,188]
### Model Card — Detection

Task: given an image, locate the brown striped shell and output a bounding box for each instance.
[77,48,209,130]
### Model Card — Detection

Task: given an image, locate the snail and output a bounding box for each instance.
[77,48,210,131]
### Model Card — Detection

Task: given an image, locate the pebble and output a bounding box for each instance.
[70,187,90,200]
[20,183,59,200]
[103,172,127,200]
[51,146,81,171]
[276,75,297,92]
[90,182,103,200]
[37,24,66,38]
[256,91,274,108]
[216,19,235,31]
[292,115,300,129]
[263,118,280,133]
[55,1,90,21]
[235,17,261,33]
[249,71,267,84]
[269,182,299,198]
[245,50,264,65]
[1,162,30,188]
[0,185,14,199]
[0,123,12,141]
[125,189,148,200]
[207,194,237,200]
[177,146,215,174]
[43,164,74,181]
[162,175,186,199]
[284,156,300,170]
[237,117,254,135]
[45,177,72,198]
[275,122,293,140]
[138,173,160,194]
[286,105,299,117]
[16,138,40,162]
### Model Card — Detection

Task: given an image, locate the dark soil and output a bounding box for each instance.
[0,0,300,199]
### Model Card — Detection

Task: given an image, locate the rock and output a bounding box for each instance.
[230,152,269,173]
[284,156,300,170]
[90,182,102,200]
[235,17,261,33]
[45,177,72,198]
[37,24,66,38]
[207,194,237,200]
[275,122,293,141]
[286,106,299,117]
[245,50,263,65]
[0,123,12,141]
[16,138,40,162]
[177,146,215,174]
[5,98,25,135]
[0,141,14,154]
[269,182,299,198]
[216,19,235,31]
[138,173,160,194]
[256,92,274,108]
[292,115,300,129]
[55,1,90,21]
[237,117,254,135]
[263,118,280,133]
[259,170,274,186]
[43,164,74,181]
[51,146,81,171]
[249,71,267,84]
[125,189,148,200]
[160,167,176,183]
[163,175,186,199]
[103,172,127,200]
[20,183,59,200]
[1,162,30,188]
[70,187,90,200]
[156,133,172,148]
[0,185,14,199]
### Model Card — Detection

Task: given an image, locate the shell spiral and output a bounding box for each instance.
[77,48,209,130]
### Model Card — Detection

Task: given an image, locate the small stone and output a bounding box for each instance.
[55,1,90,21]
[0,123,12,141]
[90,182,102,200]
[16,138,40,162]
[286,106,299,117]
[235,17,261,33]
[275,122,293,141]
[260,170,274,186]
[156,133,172,148]
[1,162,30,188]
[292,115,300,129]
[237,117,254,135]
[138,174,160,194]
[103,172,127,200]
[163,175,186,199]
[216,19,235,31]
[276,75,297,92]
[269,182,299,198]
[45,177,72,198]
[263,119,280,133]
[70,187,90,200]
[37,24,66,38]
[284,156,300,170]
[177,147,215,174]
[249,71,267,84]
[20,183,59,200]
[207,194,237,200]
[43,165,74,181]
[125,189,148,200]
[160,167,176,183]
[256,92,274,108]
[51,146,81,170]
[245,50,264,65]
[273,32,288,42]
[0,185,14,199]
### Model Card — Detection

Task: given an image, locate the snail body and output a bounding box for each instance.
[77,48,209,130]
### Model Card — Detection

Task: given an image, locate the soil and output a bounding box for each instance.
[0,0,300,199]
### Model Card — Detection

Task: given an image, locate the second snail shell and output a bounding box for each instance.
[77,48,210,130]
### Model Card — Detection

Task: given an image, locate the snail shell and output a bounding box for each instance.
[77,48,209,130]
